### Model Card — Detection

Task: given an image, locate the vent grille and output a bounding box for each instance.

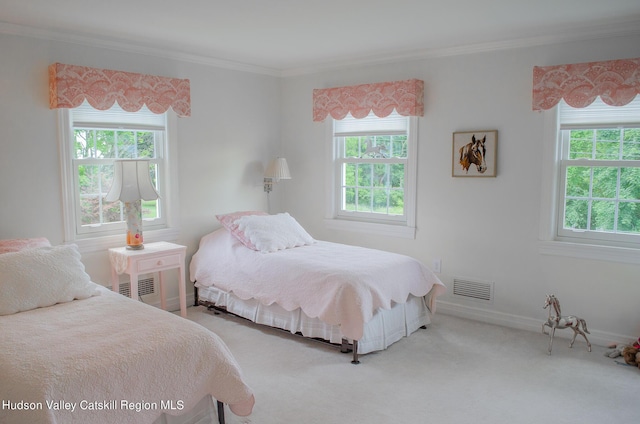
[453,278,494,303]
[118,277,155,298]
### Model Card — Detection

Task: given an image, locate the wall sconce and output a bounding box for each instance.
[264,157,291,193]
[105,159,159,250]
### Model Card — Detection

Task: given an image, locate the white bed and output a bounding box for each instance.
[0,239,254,424]
[189,212,446,362]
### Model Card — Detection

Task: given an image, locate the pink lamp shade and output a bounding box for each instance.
[105,160,159,249]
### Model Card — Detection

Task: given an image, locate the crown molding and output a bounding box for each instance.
[0,21,283,77]
[2,18,640,78]
[281,19,640,76]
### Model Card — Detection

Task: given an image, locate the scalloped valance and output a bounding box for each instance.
[313,79,424,122]
[49,63,191,117]
[532,58,640,110]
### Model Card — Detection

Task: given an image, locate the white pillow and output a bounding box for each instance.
[216,210,268,250]
[0,244,99,316]
[235,213,315,253]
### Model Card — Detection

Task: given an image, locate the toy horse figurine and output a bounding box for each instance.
[542,294,591,355]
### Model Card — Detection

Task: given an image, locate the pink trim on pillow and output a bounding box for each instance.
[0,237,51,255]
[216,211,267,250]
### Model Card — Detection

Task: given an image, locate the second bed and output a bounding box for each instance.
[190,212,446,363]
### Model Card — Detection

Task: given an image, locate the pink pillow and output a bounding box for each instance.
[216,211,268,250]
[0,237,51,255]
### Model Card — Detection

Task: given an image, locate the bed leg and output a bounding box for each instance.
[194,286,199,307]
[217,400,225,424]
[351,340,360,365]
[206,305,221,315]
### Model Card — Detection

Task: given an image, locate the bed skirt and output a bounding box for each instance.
[197,285,430,355]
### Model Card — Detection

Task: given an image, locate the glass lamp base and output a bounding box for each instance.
[124,200,144,250]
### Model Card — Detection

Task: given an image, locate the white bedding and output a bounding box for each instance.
[190,229,446,341]
[0,286,254,424]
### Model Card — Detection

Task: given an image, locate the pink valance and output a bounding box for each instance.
[313,79,424,122]
[49,63,191,117]
[532,58,640,110]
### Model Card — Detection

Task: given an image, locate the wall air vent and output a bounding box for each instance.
[452,278,494,303]
[118,277,155,298]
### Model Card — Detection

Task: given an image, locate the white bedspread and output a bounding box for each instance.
[0,286,254,424]
[190,229,446,341]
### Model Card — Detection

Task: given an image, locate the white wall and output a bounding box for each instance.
[0,33,281,308]
[1,29,639,345]
[280,35,640,345]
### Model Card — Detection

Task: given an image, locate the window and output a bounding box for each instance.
[327,111,417,238]
[555,97,640,248]
[59,101,179,251]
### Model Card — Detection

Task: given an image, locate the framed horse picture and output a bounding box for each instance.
[452,130,497,177]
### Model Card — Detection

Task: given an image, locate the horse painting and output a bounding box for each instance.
[459,135,487,174]
[542,294,591,355]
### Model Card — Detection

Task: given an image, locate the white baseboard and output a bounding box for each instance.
[436,300,632,348]
[142,295,634,348]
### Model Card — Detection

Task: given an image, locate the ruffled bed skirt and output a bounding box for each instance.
[197,285,430,354]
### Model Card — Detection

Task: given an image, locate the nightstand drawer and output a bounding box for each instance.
[137,253,182,273]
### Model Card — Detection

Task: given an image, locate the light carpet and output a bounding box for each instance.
[185,306,638,424]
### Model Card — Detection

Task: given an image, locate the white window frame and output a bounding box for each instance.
[538,98,640,264]
[324,111,418,239]
[58,103,180,253]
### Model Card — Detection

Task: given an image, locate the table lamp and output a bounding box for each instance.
[105,159,159,250]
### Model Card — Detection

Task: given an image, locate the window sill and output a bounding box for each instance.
[324,218,416,239]
[538,240,640,265]
[67,228,181,254]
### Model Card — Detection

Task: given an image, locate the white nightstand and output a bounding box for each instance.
[109,241,187,318]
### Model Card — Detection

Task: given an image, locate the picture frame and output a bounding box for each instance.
[452,130,497,177]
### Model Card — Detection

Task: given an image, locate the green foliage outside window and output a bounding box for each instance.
[74,129,159,226]
[564,128,640,234]
[342,135,406,215]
